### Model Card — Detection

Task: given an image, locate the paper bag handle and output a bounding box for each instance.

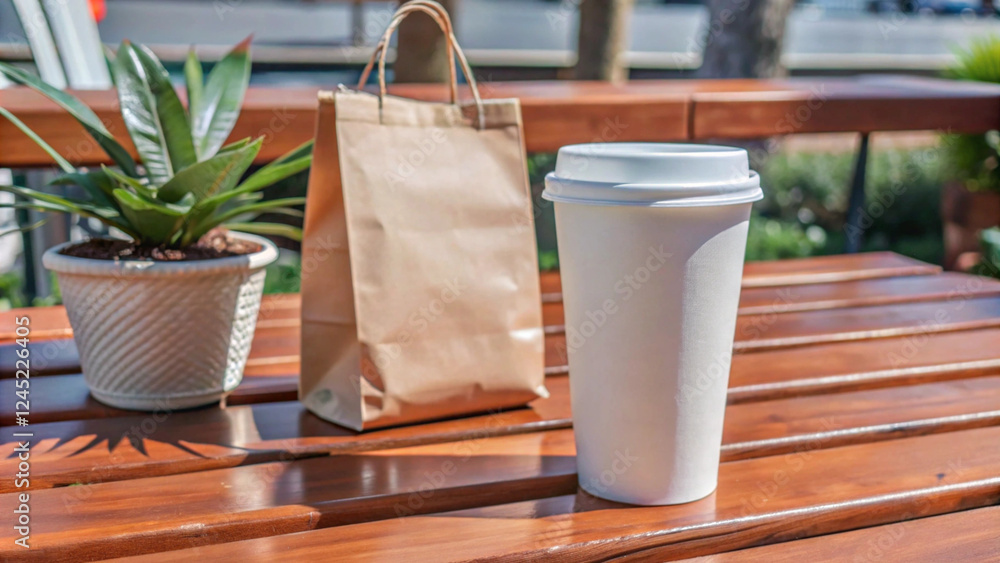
[357,0,486,129]
[358,1,457,103]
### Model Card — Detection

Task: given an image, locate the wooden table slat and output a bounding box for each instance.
[4,274,995,386]
[0,252,943,346]
[79,425,1000,562]
[678,506,1000,562]
[6,324,1000,426]
[5,374,1000,495]
[727,327,1000,403]
[735,271,1000,315]
[732,296,1000,352]
[0,252,995,561]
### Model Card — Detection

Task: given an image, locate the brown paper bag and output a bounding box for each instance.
[299,1,547,431]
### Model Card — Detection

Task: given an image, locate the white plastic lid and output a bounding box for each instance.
[542,143,764,207]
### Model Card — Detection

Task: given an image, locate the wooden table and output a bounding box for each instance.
[2,251,1000,561]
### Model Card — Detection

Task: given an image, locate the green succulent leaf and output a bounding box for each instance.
[177,145,310,245]
[112,188,192,245]
[0,184,136,237]
[231,192,264,205]
[112,41,198,186]
[225,221,302,241]
[0,200,80,215]
[218,137,254,153]
[0,217,47,238]
[103,45,118,87]
[184,48,203,122]
[190,36,252,159]
[102,165,157,199]
[234,154,311,195]
[50,170,119,209]
[0,107,75,173]
[0,62,139,177]
[206,196,305,226]
[2,184,110,217]
[157,138,261,204]
[0,39,305,249]
[270,139,313,166]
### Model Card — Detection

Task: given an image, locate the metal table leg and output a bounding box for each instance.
[844,132,870,254]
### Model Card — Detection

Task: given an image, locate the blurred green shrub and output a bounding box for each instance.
[942,36,1000,194]
[972,227,1000,279]
[0,271,26,310]
[755,146,944,263]
[263,249,303,294]
[0,271,60,310]
[745,215,825,261]
[528,145,946,267]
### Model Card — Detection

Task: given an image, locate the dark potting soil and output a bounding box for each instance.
[59,228,262,261]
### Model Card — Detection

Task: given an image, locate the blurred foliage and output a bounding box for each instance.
[528,145,947,267]
[942,36,1000,194]
[0,271,60,310]
[0,271,26,310]
[756,147,945,263]
[538,250,559,270]
[744,216,825,261]
[972,227,1000,279]
[948,35,1000,83]
[263,249,303,294]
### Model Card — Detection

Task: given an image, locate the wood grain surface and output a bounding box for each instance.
[679,506,1000,562]
[691,75,1000,138]
[100,426,1000,562]
[6,317,999,427]
[6,322,1000,427]
[0,253,940,345]
[1,252,997,562]
[6,374,1000,494]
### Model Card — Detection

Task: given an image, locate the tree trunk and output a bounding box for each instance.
[697,0,795,79]
[394,0,459,84]
[574,0,635,83]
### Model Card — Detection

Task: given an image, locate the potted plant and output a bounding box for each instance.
[942,36,1000,269]
[0,38,311,410]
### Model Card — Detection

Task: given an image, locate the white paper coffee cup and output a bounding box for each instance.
[543,143,763,505]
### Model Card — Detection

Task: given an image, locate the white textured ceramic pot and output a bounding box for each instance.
[42,232,278,411]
